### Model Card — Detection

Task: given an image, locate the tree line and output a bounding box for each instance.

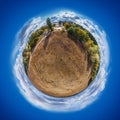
[64,22,100,81]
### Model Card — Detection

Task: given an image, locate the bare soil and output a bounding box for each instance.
[27,31,92,97]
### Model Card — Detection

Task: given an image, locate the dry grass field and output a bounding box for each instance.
[27,31,92,97]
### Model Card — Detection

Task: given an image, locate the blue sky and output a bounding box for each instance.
[0,0,120,120]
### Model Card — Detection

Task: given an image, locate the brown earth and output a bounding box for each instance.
[27,31,92,97]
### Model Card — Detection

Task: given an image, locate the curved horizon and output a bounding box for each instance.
[12,10,110,112]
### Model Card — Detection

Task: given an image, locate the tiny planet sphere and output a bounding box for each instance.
[13,11,109,111]
[24,20,100,97]
[28,31,92,97]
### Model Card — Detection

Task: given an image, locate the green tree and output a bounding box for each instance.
[77,29,88,42]
[59,21,62,26]
[46,18,53,31]
[90,54,100,63]
[36,29,44,35]
[67,27,74,35]
[84,39,94,49]
[64,22,71,29]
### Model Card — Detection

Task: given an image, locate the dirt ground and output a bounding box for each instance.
[27,31,92,97]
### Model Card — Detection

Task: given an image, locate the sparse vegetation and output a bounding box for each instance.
[23,19,100,81]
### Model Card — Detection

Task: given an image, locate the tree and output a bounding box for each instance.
[59,21,62,26]
[46,18,53,31]
[77,29,88,42]
[64,22,71,29]
[67,27,74,35]
[90,54,100,63]
[84,39,94,48]
[36,29,44,35]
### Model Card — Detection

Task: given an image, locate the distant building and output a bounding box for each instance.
[53,21,63,30]
[53,22,59,27]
